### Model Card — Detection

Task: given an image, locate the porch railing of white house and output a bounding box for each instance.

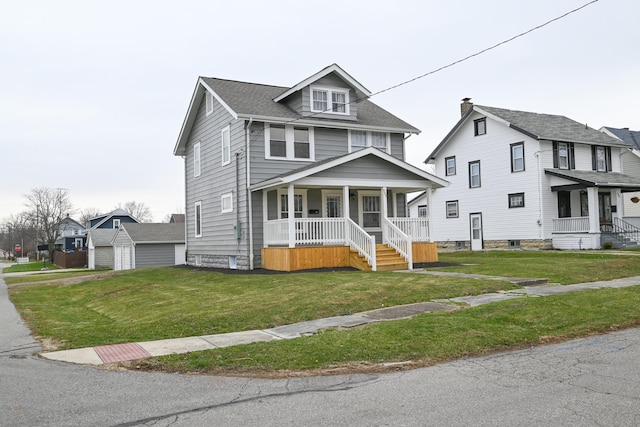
[347,218,377,271]
[388,217,429,242]
[382,218,412,270]
[552,217,590,233]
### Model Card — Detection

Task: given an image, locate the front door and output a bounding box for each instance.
[470,213,483,251]
[598,193,612,225]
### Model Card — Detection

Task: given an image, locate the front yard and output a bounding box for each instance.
[6,250,640,376]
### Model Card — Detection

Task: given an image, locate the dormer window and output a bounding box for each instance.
[310,86,349,115]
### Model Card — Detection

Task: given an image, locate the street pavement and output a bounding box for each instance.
[2,263,640,425]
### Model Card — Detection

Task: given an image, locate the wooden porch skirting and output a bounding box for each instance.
[262,243,438,272]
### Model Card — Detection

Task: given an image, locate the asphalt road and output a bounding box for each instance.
[2,267,639,426]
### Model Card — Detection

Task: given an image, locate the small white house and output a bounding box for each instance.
[112,223,186,271]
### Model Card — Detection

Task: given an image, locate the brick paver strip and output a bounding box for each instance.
[94,343,151,363]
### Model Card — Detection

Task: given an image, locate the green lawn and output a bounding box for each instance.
[3,261,59,273]
[7,250,640,375]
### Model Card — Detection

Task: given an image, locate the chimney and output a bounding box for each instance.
[460,97,473,117]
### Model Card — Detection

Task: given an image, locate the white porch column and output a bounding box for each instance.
[262,190,268,247]
[392,191,398,217]
[587,187,599,233]
[381,187,388,243]
[343,185,350,244]
[425,187,433,241]
[288,183,295,248]
[613,189,623,220]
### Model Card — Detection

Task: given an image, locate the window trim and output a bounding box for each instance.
[310,85,350,115]
[510,142,525,172]
[446,200,459,218]
[205,92,213,116]
[221,126,231,166]
[113,219,120,229]
[417,205,428,218]
[592,145,612,172]
[445,156,456,176]
[348,130,391,154]
[553,141,575,170]
[277,189,308,219]
[194,201,202,238]
[193,141,201,177]
[508,192,525,208]
[265,124,315,161]
[469,160,481,188]
[221,192,233,213]
[474,118,486,136]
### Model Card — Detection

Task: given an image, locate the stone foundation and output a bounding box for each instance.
[437,239,552,251]
[187,254,251,270]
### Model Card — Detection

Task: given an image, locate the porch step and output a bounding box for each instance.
[349,244,408,271]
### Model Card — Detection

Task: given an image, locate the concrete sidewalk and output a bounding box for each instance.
[38,272,640,366]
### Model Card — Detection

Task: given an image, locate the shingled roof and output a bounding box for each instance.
[602,127,640,150]
[118,223,185,244]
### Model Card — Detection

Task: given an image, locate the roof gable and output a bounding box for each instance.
[117,223,185,243]
[602,126,640,150]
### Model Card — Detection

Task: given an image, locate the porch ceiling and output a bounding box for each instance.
[545,169,640,192]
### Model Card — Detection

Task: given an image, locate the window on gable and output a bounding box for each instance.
[469,161,481,188]
[445,156,456,176]
[592,145,612,172]
[508,192,525,208]
[511,142,525,172]
[195,202,202,237]
[194,141,201,177]
[113,219,120,229]
[310,86,349,115]
[474,118,486,136]
[221,193,233,213]
[348,130,390,154]
[553,141,575,170]
[205,92,213,116]
[446,201,459,218]
[221,126,231,165]
[266,124,314,160]
[417,205,428,218]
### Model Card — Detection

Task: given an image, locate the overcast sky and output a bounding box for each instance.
[1,0,638,223]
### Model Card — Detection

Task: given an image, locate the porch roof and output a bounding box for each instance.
[250,147,449,192]
[545,168,640,192]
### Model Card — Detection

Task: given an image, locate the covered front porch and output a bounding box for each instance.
[251,148,448,271]
[547,169,640,249]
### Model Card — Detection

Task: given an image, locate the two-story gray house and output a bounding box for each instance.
[173,64,447,271]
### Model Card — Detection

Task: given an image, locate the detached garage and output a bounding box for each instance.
[112,223,186,271]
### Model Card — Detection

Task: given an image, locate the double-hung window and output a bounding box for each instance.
[417,205,428,218]
[445,156,456,176]
[280,194,304,219]
[474,118,486,136]
[348,130,390,154]
[469,161,481,188]
[221,126,231,165]
[194,202,202,237]
[592,145,612,172]
[553,141,575,170]
[266,124,314,160]
[310,86,349,115]
[446,201,459,218]
[193,141,201,177]
[511,142,524,172]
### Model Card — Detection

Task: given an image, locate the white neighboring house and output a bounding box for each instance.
[86,229,117,270]
[112,223,186,271]
[421,99,640,251]
[600,127,640,225]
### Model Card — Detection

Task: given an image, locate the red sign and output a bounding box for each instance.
[15,244,21,253]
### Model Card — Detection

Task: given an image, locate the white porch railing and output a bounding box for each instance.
[347,218,376,271]
[552,217,590,233]
[295,217,345,245]
[383,218,413,270]
[388,217,429,242]
[264,219,289,245]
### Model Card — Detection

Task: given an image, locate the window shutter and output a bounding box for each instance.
[552,142,558,168]
[591,146,597,171]
[606,146,612,171]
[569,144,576,169]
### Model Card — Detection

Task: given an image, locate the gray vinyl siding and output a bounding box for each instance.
[94,247,114,269]
[300,74,358,120]
[390,133,405,160]
[135,244,175,267]
[313,155,419,180]
[184,95,250,264]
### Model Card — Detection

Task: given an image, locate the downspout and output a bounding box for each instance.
[182,155,188,264]
[235,151,241,245]
[534,151,543,239]
[245,118,254,270]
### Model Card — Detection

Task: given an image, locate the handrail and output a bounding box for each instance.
[382,218,413,270]
[608,217,640,244]
[346,218,376,271]
[388,217,430,242]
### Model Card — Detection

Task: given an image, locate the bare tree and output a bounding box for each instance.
[116,201,153,223]
[78,207,103,227]
[1,212,30,257]
[24,187,74,253]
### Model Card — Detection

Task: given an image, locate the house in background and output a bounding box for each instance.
[169,213,185,223]
[423,98,640,251]
[112,223,185,271]
[88,208,139,229]
[86,229,117,269]
[173,64,448,271]
[54,215,87,251]
[601,127,640,226]
[407,191,429,219]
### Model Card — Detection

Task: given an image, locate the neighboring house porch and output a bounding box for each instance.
[547,169,640,249]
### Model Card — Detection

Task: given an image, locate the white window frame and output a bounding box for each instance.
[221,192,233,213]
[469,161,481,188]
[417,205,428,218]
[310,86,350,115]
[446,201,459,218]
[359,191,382,231]
[221,126,231,166]
[511,142,525,172]
[194,201,202,238]
[277,189,308,219]
[113,219,120,229]
[205,91,213,116]
[445,156,456,176]
[194,141,201,177]
[265,124,315,161]
[558,142,570,170]
[595,146,607,172]
[348,130,391,154]
[321,190,343,218]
